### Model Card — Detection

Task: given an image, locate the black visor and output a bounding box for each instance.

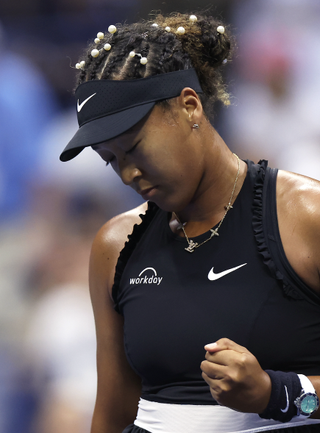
[60,69,203,162]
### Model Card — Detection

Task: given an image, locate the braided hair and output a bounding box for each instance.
[76,12,235,115]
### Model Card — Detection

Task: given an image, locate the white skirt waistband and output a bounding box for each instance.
[134,398,320,433]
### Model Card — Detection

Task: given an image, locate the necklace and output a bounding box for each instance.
[173,153,240,253]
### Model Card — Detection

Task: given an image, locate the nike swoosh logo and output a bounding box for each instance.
[77,93,96,112]
[208,263,247,281]
[281,385,289,413]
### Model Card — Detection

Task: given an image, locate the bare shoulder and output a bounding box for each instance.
[277,169,320,199]
[90,202,148,298]
[277,170,320,226]
[93,201,148,254]
[276,170,320,293]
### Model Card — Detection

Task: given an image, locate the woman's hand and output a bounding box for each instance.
[200,338,272,413]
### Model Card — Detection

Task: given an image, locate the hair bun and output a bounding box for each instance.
[197,17,232,67]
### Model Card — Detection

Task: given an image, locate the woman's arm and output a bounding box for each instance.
[276,170,320,294]
[89,204,147,433]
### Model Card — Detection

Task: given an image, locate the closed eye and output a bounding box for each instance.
[125,139,141,155]
[106,157,120,172]
[105,155,115,166]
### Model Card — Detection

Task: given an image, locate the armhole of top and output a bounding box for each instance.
[261,165,320,306]
[112,201,159,313]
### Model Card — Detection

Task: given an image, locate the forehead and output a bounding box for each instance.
[92,130,136,151]
[92,103,176,150]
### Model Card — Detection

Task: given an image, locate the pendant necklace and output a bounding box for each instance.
[173,153,240,253]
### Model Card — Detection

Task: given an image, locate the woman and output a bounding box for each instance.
[60,12,320,433]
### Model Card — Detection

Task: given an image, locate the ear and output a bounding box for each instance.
[177,87,203,124]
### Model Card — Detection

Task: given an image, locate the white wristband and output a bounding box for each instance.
[298,374,316,394]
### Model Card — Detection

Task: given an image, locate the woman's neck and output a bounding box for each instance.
[171,132,247,237]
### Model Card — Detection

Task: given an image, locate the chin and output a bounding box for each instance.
[151,201,173,212]
[152,197,186,214]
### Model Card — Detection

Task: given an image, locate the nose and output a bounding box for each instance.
[118,162,142,186]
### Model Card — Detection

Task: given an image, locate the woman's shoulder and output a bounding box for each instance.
[89,202,148,297]
[276,170,320,293]
[276,169,320,220]
[277,169,320,193]
[97,202,148,246]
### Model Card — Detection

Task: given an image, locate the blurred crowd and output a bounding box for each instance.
[0,0,319,432]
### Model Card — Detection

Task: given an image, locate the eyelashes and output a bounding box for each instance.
[125,139,141,155]
[105,154,116,166]
[105,158,115,167]
[105,140,140,166]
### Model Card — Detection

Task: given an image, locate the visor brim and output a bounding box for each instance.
[60,102,155,162]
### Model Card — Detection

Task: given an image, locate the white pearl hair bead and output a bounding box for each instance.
[152,23,159,27]
[97,32,104,39]
[176,26,186,35]
[140,57,148,65]
[165,26,171,32]
[189,15,197,22]
[104,43,111,51]
[108,25,117,34]
[75,63,81,69]
[217,26,225,34]
[223,59,228,64]
[91,48,100,58]
[79,60,85,68]
[129,51,135,58]
[94,38,100,44]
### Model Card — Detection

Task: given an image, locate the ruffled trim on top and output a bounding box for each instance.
[112,201,159,313]
[252,160,306,301]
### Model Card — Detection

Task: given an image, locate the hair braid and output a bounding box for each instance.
[76,52,94,85]
[90,52,108,80]
[74,12,235,112]
[78,67,86,84]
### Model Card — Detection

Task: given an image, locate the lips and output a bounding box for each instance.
[139,186,157,200]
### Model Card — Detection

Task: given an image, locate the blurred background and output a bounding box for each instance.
[1,0,320,431]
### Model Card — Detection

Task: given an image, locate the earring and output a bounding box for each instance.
[192,123,199,129]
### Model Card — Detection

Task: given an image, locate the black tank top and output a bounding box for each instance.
[112,160,320,405]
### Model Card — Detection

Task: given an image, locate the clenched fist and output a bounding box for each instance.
[200,338,272,413]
